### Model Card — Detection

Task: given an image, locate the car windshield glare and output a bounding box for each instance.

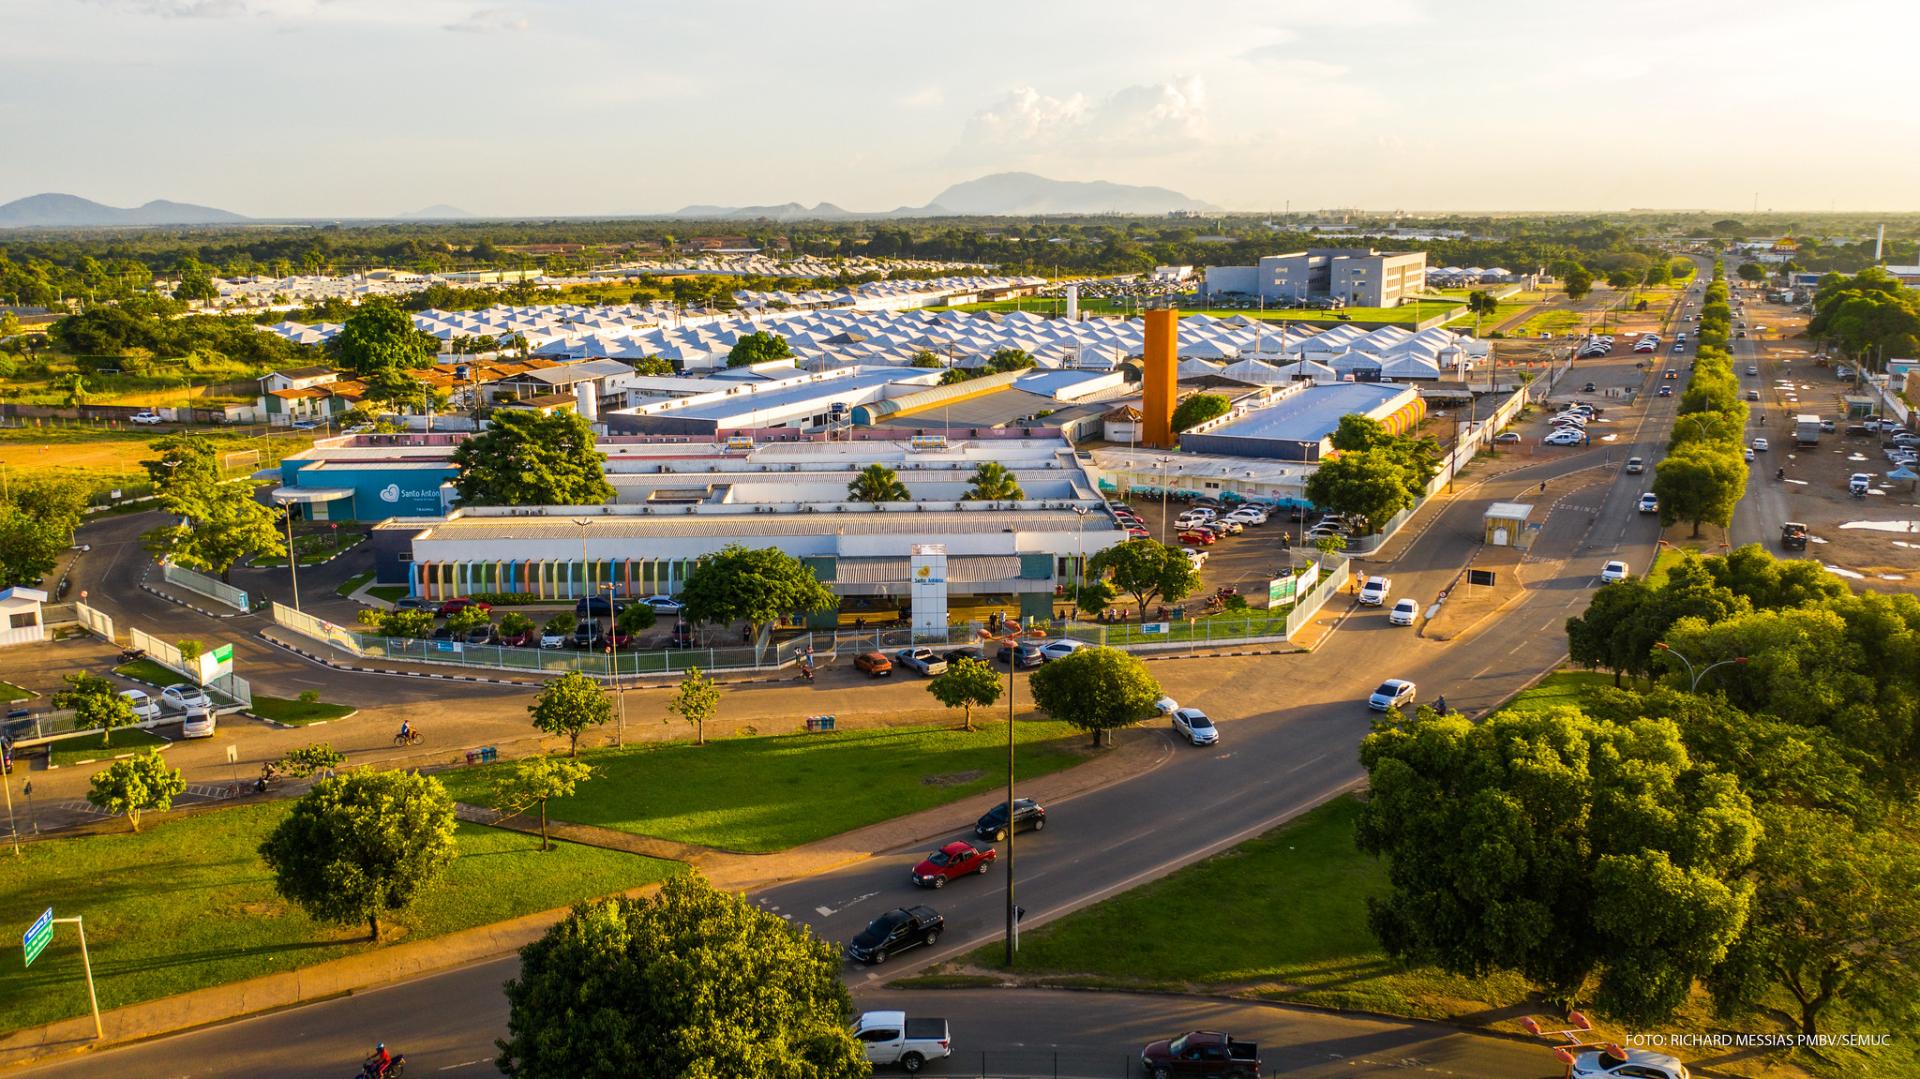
[1189,714,1212,728]
[1375,683,1397,696]
[926,851,950,866]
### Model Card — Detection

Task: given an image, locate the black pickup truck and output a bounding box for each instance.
[1780,522,1809,551]
[1140,1030,1261,1078]
[846,906,943,965]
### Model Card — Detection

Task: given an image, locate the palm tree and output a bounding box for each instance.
[848,463,910,503]
[963,461,1024,502]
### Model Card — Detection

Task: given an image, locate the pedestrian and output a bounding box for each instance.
[1435,694,1448,714]
[1539,480,1547,494]
[1281,530,1292,548]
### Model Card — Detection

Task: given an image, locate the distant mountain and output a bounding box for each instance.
[671,201,859,222]
[398,204,475,219]
[670,173,1217,220]
[0,193,249,228]
[924,172,1217,215]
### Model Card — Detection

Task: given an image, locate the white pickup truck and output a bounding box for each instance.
[854,1011,951,1073]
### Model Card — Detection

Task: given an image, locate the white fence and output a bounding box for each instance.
[271,603,363,655]
[162,562,253,613]
[128,627,188,674]
[76,602,114,641]
[1286,554,1351,639]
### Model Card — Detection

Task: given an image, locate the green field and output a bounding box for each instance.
[438,720,1096,853]
[335,571,374,598]
[42,728,170,769]
[251,528,363,568]
[0,680,29,703]
[1492,670,1614,714]
[0,801,678,1035]
[366,584,408,603]
[0,424,315,504]
[112,658,185,687]
[248,695,356,726]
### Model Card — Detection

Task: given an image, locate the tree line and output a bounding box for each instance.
[1651,262,1748,536]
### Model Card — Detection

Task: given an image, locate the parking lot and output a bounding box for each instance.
[1106,500,1314,615]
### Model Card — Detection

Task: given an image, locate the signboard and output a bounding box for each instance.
[724,436,754,451]
[1267,575,1298,608]
[909,544,948,638]
[198,643,236,683]
[1296,560,1321,595]
[1468,569,1497,587]
[1140,622,1170,635]
[22,907,52,968]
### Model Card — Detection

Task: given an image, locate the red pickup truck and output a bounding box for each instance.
[1140,1031,1261,1078]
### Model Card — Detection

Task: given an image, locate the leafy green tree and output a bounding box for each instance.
[498,611,535,640]
[908,350,944,369]
[679,544,836,639]
[1566,577,1659,686]
[1357,706,1759,1023]
[726,330,793,368]
[665,666,721,746]
[172,258,218,304]
[986,347,1036,374]
[1304,450,1416,534]
[1170,393,1230,433]
[630,356,674,376]
[615,602,656,636]
[258,769,459,941]
[143,482,286,583]
[497,873,863,1079]
[1028,646,1162,746]
[329,297,437,377]
[492,755,593,851]
[847,463,909,503]
[1703,544,1848,610]
[1562,265,1594,301]
[962,461,1024,501]
[446,604,493,636]
[361,366,431,419]
[1075,578,1118,616]
[0,504,66,587]
[12,474,90,534]
[1736,262,1769,282]
[362,607,434,638]
[451,409,614,507]
[544,612,578,639]
[1087,539,1200,614]
[529,671,613,756]
[927,656,1002,732]
[86,750,186,833]
[1464,289,1499,335]
[53,672,139,747]
[1653,446,1746,538]
[276,742,347,778]
[1709,806,1920,1037]
[1641,260,1671,289]
[142,432,221,491]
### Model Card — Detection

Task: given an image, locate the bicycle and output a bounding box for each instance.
[393,730,423,747]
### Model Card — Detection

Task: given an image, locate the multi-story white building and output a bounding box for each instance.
[1202,248,1429,308]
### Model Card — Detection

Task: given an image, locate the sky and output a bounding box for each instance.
[4,0,1918,217]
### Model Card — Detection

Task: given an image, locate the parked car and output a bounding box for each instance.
[910,841,996,888]
[119,689,159,721]
[462,625,496,645]
[1569,1046,1691,1079]
[1038,639,1088,662]
[539,628,570,649]
[499,627,535,647]
[129,411,164,425]
[1543,430,1584,446]
[1153,695,1180,715]
[1600,560,1630,584]
[1638,492,1659,514]
[975,797,1046,841]
[570,623,602,650]
[1171,707,1219,746]
[639,595,683,615]
[393,597,433,612]
[1357,576,1391,606]
[669,621,698,648]
[1140,1031,1262,1079]
[1367,679,1416,712]
[1177,530,1216,546]
[1388,598,1419,626]
[846,906,944,965]
[180,705,216,739]
[941,646,984,665]
[892,648,948,676]
[161,683,212,711]
[439,598,493,617]
[1493,431,1521,444]
[854,652,894,677]
[574,596,623,618]
[853,1011,952,1073]
[996,642,1044,668]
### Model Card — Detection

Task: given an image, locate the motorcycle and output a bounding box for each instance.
[119,647,146,663]
[253,762,282,794]
[1775,468,1785,481]
[356,1054,405,1078]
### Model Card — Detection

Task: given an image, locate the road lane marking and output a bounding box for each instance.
[814,891,878,918]
[438,1060,492,1071]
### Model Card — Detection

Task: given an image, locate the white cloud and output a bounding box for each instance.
[898,85,945,109]
[111,0,252,15]
[959,76,1208,159]
[443,7,528,32]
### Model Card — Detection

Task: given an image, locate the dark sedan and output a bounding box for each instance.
[974,798,1046,841]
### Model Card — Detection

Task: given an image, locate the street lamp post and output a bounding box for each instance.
[1653,642,1748,693]
[1155,457,1173,544]
[976,620,1027,966]
[1070,507,1090,620]
[278,498,301,610]
[601,583,626,746]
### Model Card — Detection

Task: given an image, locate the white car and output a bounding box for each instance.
[1038,639,1087,662]
[129,411,164,425]
[1746,364,1758,375]
[180,705,216,739]
[1171,707,1219,746]
[1153,695,1180,715]
[1182,547,1207,566]
[161,683,212,711]
[539,630,569,649]
[1358,576,1391,606]
[1638,492,1659,514]
[1388,598,1419,626]
[1743,447,1755,461]
[1751,437,1769,452]
[639,595,684,614]
[119,689,159,721]
[1224,507,1267,525]
[1368,679,1416,712]
[1570,1047,1690,1079]
[1544,430,1584,446]
[1185,507,1217,521]
[1600,560,1629,583]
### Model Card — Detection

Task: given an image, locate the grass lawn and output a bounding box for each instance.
[113,658,187,687]
[1514,308,1587,336]
[1493,670,1614,714]
[0,680,30,703]
[366,585,408,603]
[0,801,678,1036]
[438,720,1096,853]
[1444,302,1532,334]
[334,571,374,598]
[0,425,316,504]
[42,727,170,769]
[972,795,1532,1017]
[252,529,363,568]
[248,695,356,726]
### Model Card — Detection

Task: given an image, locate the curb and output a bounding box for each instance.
[241,707,361,730]
[254,632,547,688]
[246,535,366,571]
[138,563,251,619]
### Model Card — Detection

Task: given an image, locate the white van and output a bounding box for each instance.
[180,705,216,739]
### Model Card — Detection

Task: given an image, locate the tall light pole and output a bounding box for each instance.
[977,619,1027,966]
[1653,642,1748,693]
[601,582,626,746]
[1070,506,1090,621]
[1155,456,1174,544]
[278,497,302,610]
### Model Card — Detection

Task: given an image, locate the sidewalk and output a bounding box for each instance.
[0,727,1172,1072]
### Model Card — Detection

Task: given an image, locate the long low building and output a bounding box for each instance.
[368,434,1124,626]
[1177,382,1423,462]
